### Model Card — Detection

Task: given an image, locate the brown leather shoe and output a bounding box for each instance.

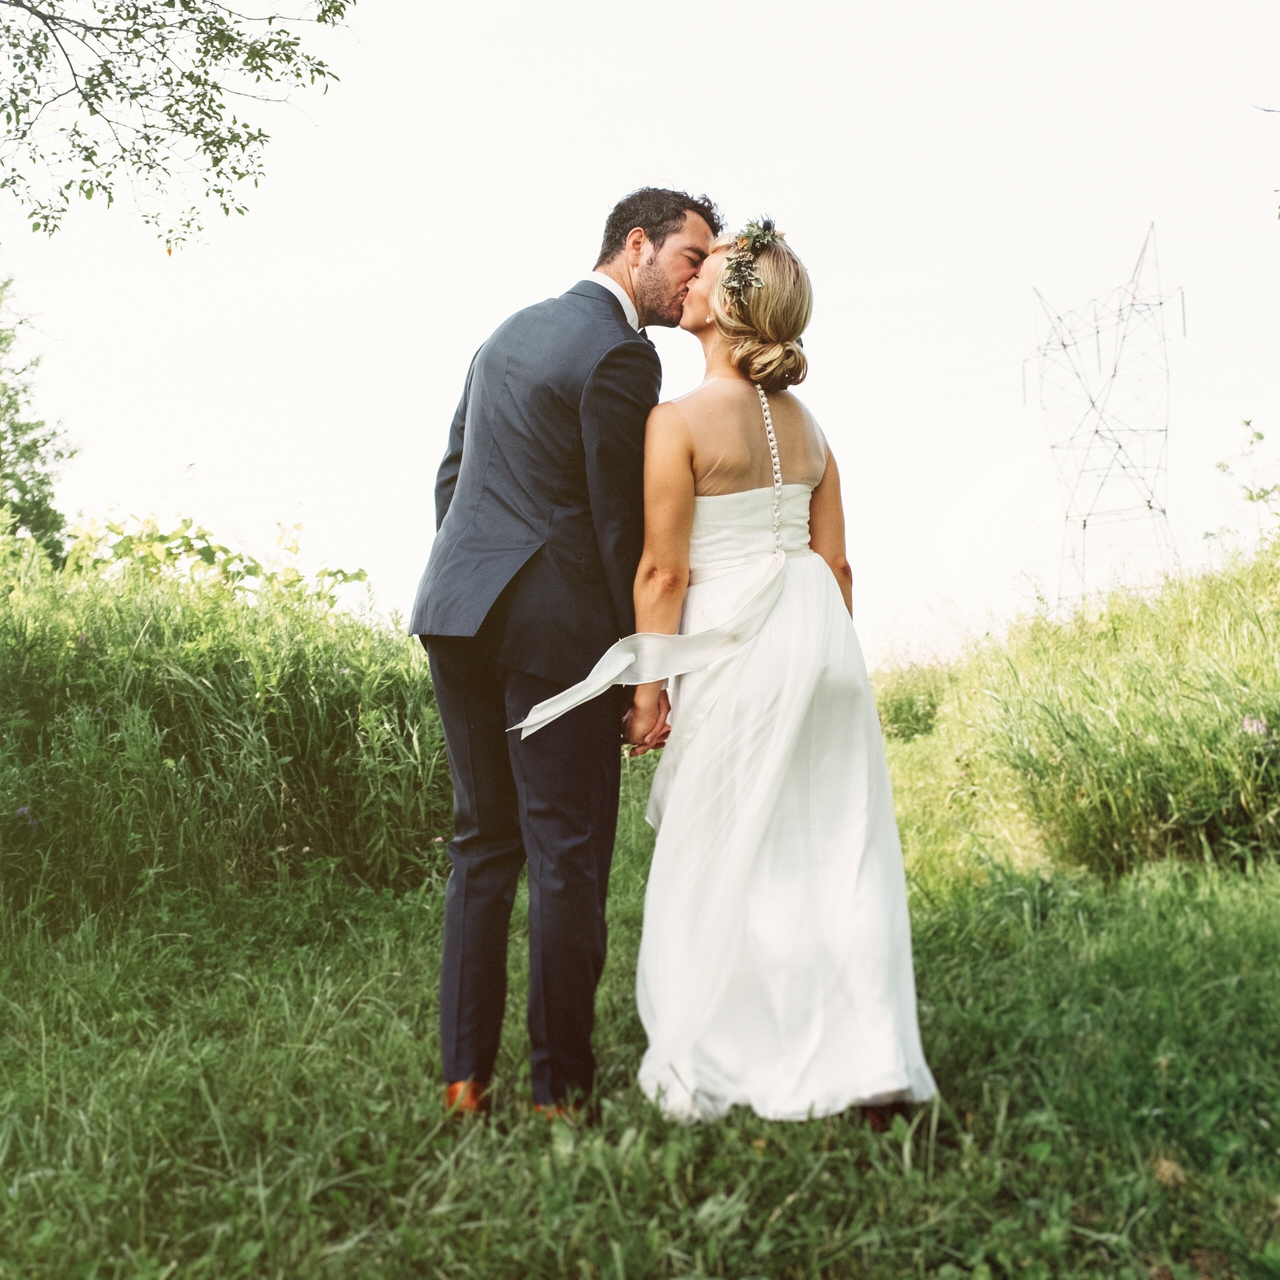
[445,1080,490,1115]
[533,1103,580,1123]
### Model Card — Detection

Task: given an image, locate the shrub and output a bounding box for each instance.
[0,521,451,922]
[874,661,949,742]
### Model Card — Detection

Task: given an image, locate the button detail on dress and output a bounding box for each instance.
[755,383,784,551]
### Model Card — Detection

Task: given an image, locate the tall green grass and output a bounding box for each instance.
[877,539,1280,876]
[973,541,1280,873]
[2,521,1280,1273]
[0,847,1276,1275]
[874,662,951,744]
[9,515,1279,929]
[0,526,451,922]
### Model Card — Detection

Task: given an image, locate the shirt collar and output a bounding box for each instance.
[589,271,640,332]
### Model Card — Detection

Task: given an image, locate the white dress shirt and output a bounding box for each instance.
[589,271,640,332]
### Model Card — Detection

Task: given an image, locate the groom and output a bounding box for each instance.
[410,188,721,1113]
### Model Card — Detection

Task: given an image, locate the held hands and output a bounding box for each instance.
[623,685,671,757]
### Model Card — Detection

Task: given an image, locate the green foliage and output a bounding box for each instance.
[885,727,1044,884]
[1214,420,1280,535]
[871,535,1280,879]
[0,278,74,562]
[971,542,1280,874]
[873,660,949,742]
[0,852,1275,1275]
[0,519,449,923]
[0,0,355,244]
[2,496,1280,1272]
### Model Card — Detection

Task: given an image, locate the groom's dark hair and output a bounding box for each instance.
[595,188,723,267]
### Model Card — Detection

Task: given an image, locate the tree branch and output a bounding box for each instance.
[0,0,354,240]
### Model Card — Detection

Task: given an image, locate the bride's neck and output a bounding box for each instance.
[697,331,746,384]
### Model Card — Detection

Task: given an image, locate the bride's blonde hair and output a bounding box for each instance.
[708,230,812,393]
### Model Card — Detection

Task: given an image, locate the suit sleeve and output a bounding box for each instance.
[580,339,663,637]
[434,349,481,530]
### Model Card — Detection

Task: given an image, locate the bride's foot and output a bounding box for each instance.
[861,1101,912,1133]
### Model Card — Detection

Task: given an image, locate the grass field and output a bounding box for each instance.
[2,524,1279,1276]
[3,758,1279,1277]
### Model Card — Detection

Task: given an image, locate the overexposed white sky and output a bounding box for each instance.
[2,0,1278,663]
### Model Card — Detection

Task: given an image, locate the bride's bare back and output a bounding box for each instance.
[671,377,828,497]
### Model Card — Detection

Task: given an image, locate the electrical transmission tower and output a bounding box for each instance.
[1031,226,1182,603]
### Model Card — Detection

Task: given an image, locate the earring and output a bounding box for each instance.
[705,315,713,325]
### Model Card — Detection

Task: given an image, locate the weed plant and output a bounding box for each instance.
[0,526,451,922]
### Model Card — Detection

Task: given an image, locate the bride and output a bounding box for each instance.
[518,221,936,1122]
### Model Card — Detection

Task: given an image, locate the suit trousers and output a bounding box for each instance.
[426,621,625,1105]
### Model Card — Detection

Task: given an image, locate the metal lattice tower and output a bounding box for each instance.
[1032,226,1181,603]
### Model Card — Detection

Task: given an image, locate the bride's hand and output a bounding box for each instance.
[624,685,671,756]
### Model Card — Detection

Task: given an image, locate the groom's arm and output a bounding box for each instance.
[434,349,481,530]
[580,339,662,637]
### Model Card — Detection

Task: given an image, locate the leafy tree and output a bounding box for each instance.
[0,1,354,244]
[0,277,73,560]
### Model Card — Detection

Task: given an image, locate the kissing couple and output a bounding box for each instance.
[410,188,936,1123]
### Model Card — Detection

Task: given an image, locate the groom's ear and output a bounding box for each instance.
[623,226,650,264]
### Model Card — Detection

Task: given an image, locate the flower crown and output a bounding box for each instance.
[720,218,785,304]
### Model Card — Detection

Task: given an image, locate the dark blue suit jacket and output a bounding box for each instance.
[409,280,662,685]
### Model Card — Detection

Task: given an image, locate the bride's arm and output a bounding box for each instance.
[626,403,696,748]
[809,450,854,615]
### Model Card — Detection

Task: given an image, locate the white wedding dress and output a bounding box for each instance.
[518,387,936,1122]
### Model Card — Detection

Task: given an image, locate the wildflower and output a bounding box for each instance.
[434,836,445,844]
[94,707,106,719]
[15,805,37,830]
[1243,715,1269,737]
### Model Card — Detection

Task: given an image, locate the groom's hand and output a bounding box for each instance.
[624,689,671,757]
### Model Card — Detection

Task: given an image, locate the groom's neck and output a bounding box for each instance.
[594,262,639,312]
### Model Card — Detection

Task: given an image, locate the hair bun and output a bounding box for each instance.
[709,231,813,393]
[740,338,807,393]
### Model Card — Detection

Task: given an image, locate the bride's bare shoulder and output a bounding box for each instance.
[644,398,695,445]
